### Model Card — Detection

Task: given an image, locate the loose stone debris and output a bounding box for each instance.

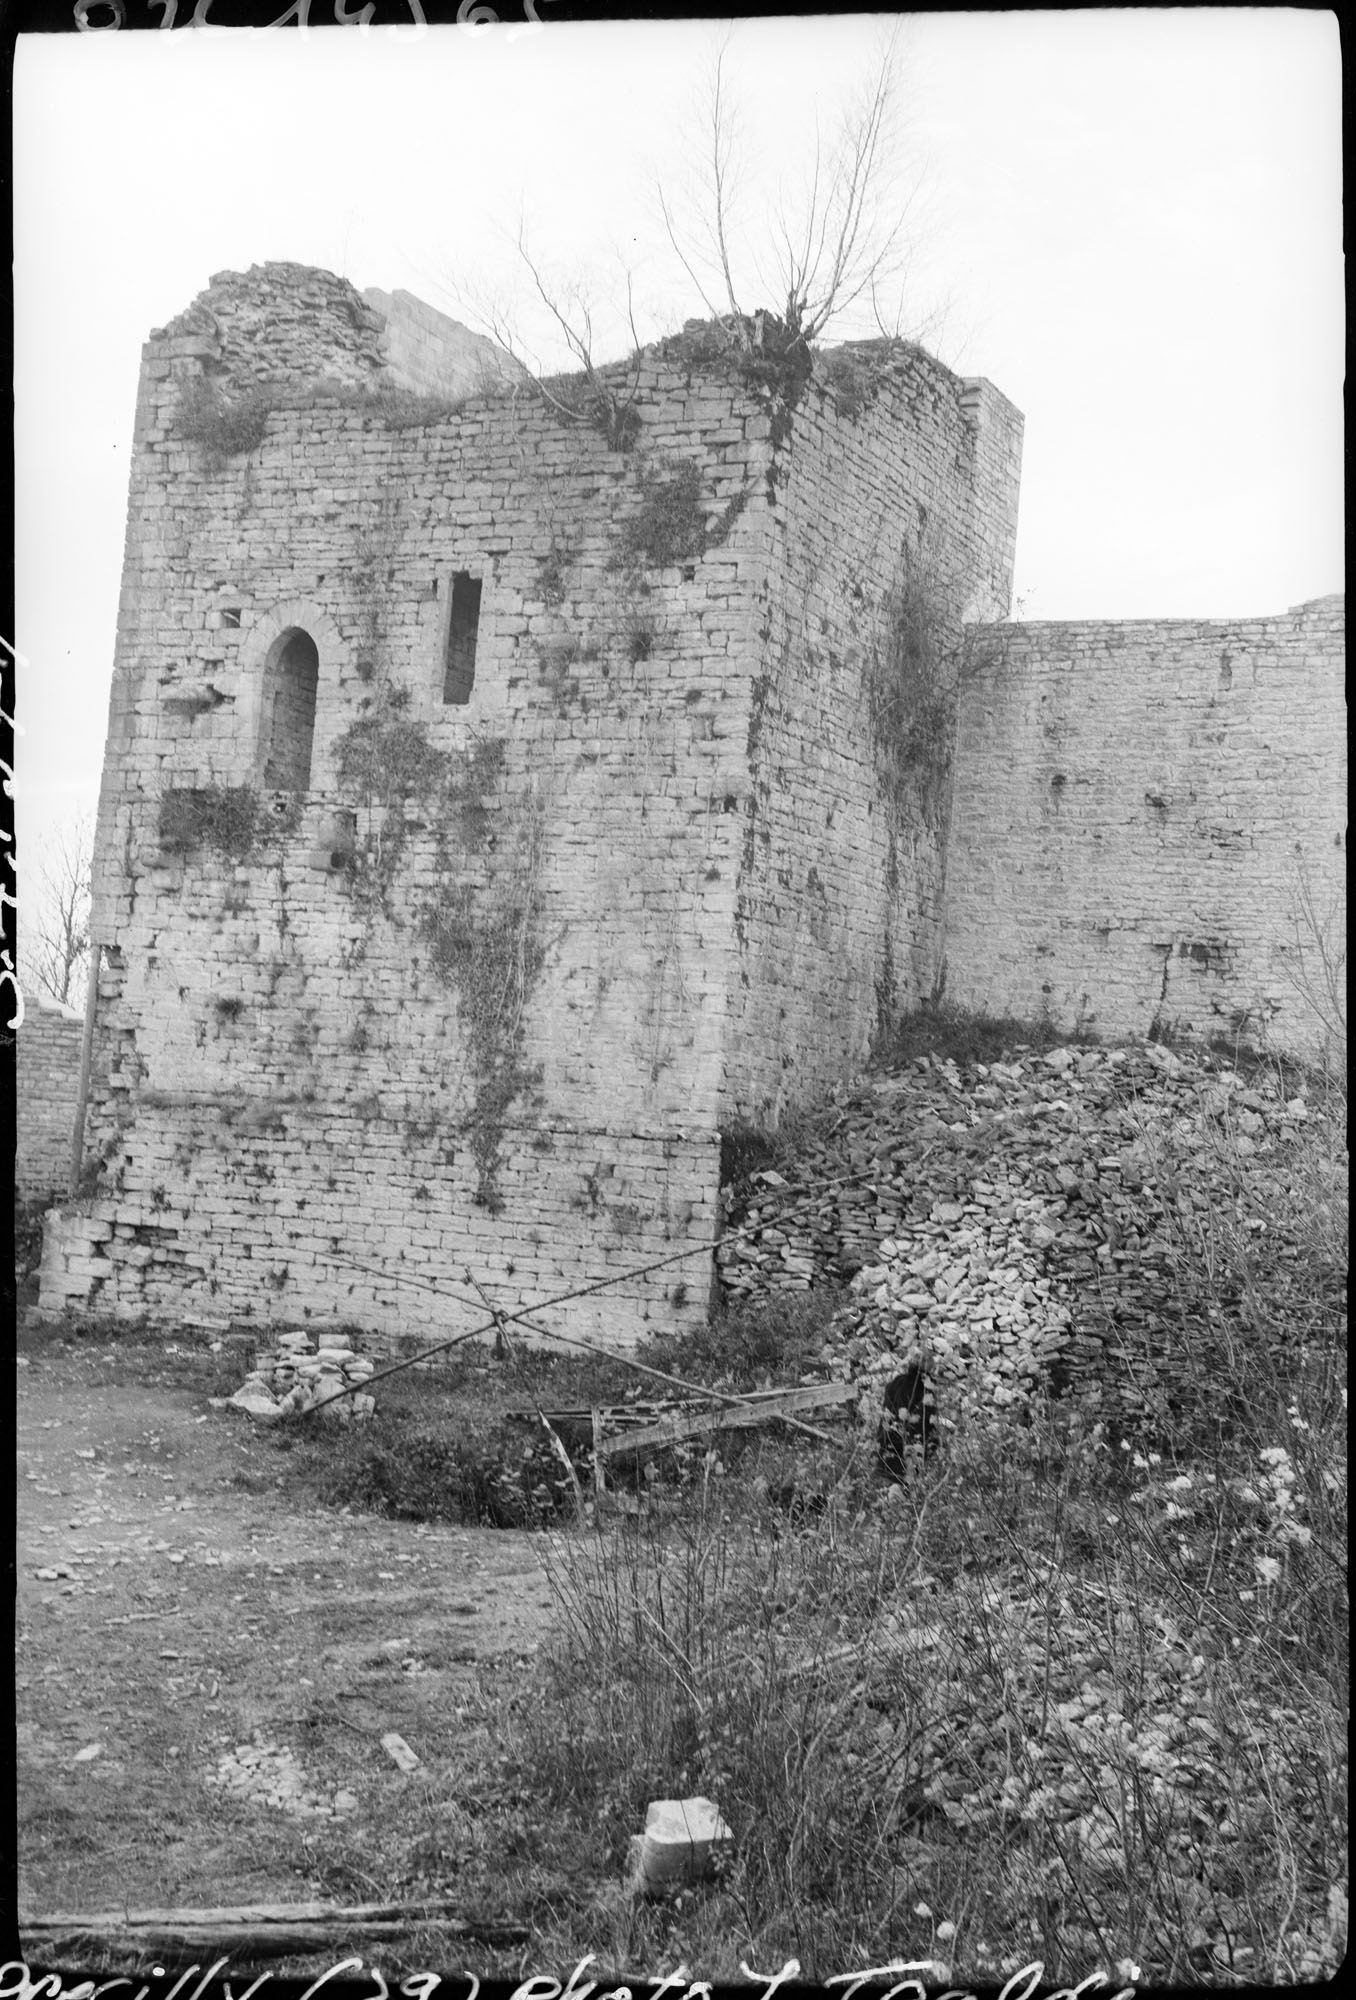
[227,1327,377,1423]
[718,1039,1334,1436]
[205,1738,358,1818]
[626,1796,734,1898]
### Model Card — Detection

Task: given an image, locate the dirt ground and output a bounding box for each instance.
[14,1325,564,1969]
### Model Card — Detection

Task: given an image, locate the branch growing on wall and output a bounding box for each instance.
[464,230,646,454]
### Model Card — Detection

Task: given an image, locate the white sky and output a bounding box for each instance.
[12,10,1345,878]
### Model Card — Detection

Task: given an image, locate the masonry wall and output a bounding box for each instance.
[944,597,1347,1056]
[723,358,1023,1122]
[70,267,782,1343]
[49,265,1030,1344]
[15,995,84,1200]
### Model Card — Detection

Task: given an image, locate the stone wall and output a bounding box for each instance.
[361,286,520,400]
[57,267,1019,1346]
[15,994,84,1200]
[944,596,1347,1057]
[723,361,1023,1122]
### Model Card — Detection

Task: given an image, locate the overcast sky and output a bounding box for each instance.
[12,9,1344,884]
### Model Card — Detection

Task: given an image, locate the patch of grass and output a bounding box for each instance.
[718,1098,841,1187]
[173,376,273,461]
[640,1288,844,1395]
[252,1344,649,1526]
[878,1001,1074,1069]
[359,384,465,429]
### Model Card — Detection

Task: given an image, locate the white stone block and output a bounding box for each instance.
[625,1797,733,1897]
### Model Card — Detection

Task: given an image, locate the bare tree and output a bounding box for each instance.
[657,23,923,354]
[23,816,92,1011]
[459,226,649,452]
[450,26,928,431]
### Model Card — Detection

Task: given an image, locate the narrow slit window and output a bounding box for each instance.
[262,628,319,790]
[443,572,483,706]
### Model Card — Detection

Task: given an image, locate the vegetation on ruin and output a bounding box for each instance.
[334,687,545,1211]
[419,748,547,1212]
[533,634,590,715]
[157,784,300,860]
[607,455,747,589]
[614,456,708,571]
[349,488,405,684]
[865,536,973,822]
[335,686,447,809]
[537,535,575,607]
[172,376,274,463]
[420,864,547,1213]
[534,369,644,454]
[357,383,467,430]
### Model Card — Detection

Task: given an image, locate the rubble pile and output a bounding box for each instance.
[227,1328,377,1423]
[717,1040,1331,1428]
[206,1738,359,1818]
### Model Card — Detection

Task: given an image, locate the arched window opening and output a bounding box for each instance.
[262,629,319,790]
[443,572,483,706]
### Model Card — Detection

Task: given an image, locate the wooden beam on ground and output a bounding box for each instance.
[597,1379,859,1459]
[21,1900,528,1959]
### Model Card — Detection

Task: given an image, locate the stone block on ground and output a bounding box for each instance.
[625,1796,733,1897]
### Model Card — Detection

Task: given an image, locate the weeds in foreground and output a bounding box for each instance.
[641,1289,844,1394]
[505,1066,1347,1985]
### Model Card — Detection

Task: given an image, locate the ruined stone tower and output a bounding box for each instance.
[41,262,1023,1347]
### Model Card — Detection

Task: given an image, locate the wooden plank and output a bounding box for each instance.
[598,1379,858,1458]
[21,1900,528,1956]
[23,1898,501,1926]
[513,1386,852,1425]
[25,1922,526,1959]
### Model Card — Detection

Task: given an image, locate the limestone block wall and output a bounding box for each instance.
[51,264,1030,1346]
[72,269,785,1344]
[723,352,1024,1122]
[944,596,1347,1057]
[15,994,84,1199]
[361,285,520,399]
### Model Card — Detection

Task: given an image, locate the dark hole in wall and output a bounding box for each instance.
[262,629,319,790]
[443,572,483,706]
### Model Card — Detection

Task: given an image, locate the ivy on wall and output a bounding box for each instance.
[334,688,547,1212]
[865,536,972,825]
[158,785,301,860]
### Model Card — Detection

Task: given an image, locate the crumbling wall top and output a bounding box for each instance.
[151,261,514,402]
[153,262,390,393]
